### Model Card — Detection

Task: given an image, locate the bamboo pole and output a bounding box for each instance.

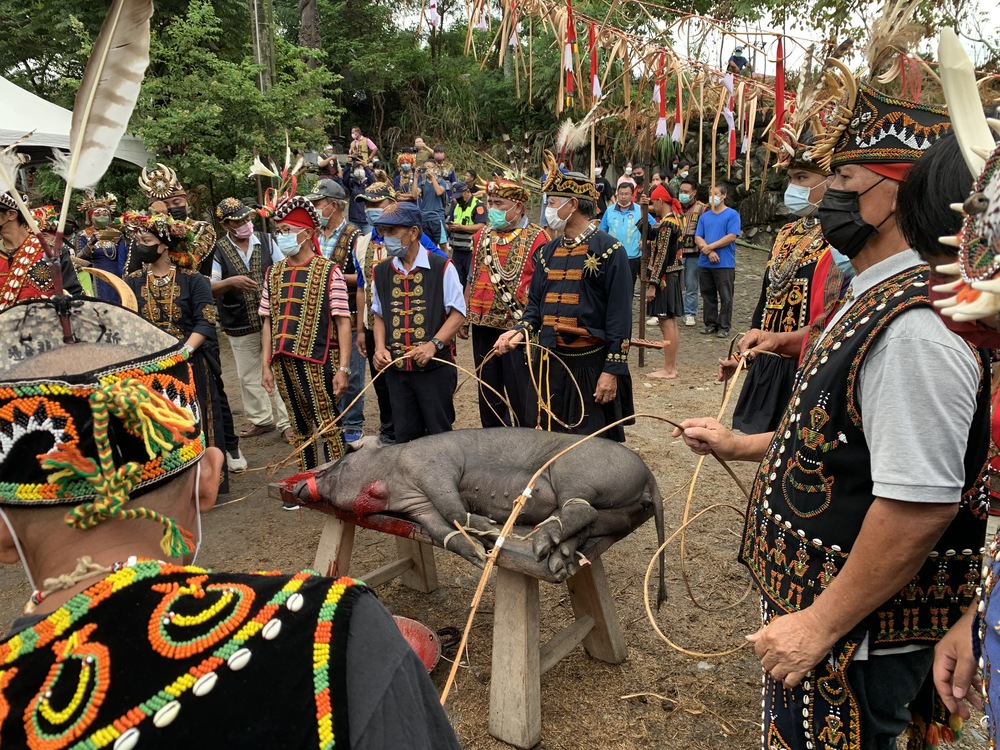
[710,87,726,196]
[745,95,757,192]
[697,78,705,183]
[528,18,533,102]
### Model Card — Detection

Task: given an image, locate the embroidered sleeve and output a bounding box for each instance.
[602,242,633,375]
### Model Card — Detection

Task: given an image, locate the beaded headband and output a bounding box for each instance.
[539,150,601,201]
[0,298,206,556]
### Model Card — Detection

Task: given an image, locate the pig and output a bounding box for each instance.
[291,427,666,606]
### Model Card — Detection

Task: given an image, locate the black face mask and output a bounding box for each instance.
[634,174,645,185]
[817,180,888,260]
[134,243,162,264]
[167,206,188,221]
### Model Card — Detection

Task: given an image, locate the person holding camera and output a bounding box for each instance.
[343,157,375,234]
[411,160,450,255]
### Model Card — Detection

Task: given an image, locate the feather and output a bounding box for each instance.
[0,151,39,233]
[56,0,153,231]
[864,0,927,83]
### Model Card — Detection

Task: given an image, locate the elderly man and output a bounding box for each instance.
[0,192,82,310]
[210,197,291,442]
[600,179,644,289]
[371,202,465,443]
[463,178,548,428]
[0,297,463,749]
[674,83,987,749]
[308,179,366,442]
[495,155,634,442]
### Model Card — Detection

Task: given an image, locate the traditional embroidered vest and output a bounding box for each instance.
[329,225,361,320]
[756,218,828,334]
[0,234,53,310]
[373,253,453,371]
[467,224,542,329]
[216,233,273,336]
[267,256,337,364]
[740,265,989,648]
[678,202,706,256]
[647,216,682,284]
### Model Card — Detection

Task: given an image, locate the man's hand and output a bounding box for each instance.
[671,417,743,460]
[639,194,649,207]
[355,331,367,358]
[409,341,437,367]
[594,372,618,404]
[708,251,720,264]
[262,365,275,394]
[230,275,257,292]
[746,609,837,688]
[373,347,392,370]
[933,605,982,719]
[717,356,739,383]
[645,284,656,301]
[457,323,470,340]
[332,370,349,399]
[494,329,525,355]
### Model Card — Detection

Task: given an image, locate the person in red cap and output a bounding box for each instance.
[638,184,683,378]
[673,75,988,749]
[259,196,353,484]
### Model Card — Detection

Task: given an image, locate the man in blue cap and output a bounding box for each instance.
[370,202,466,443]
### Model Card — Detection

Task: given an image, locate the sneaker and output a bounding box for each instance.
[645,317,658,327]
[701,326,716,335]
[717,329,730,339]
[684,315,696,326]
[226,448,248,474]
[343,428,364,443]
[282,501,300,511]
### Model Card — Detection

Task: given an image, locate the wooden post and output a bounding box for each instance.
[312,516,356,578]
[396,538,439,592]
[638,197,649,368]
[488,568,541,749]
[697,79,705,184]
[566,557,627,662]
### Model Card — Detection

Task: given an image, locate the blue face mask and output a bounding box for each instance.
[828,246,855,276]
[365,208,384,227]
[383,235,407,257]
[276,232,302,257]
[401,164,412,173]
[784,183,818,217]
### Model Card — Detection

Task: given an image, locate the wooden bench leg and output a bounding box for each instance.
[566,557,627,664]
[395,538,438,593]
[313,516,356,578]
[489,567,541,750]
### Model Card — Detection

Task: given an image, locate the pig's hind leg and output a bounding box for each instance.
[531,497,598,561]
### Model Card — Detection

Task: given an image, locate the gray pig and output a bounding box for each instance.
[292,427,666,606]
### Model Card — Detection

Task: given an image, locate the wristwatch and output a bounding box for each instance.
[338,366,351,374]
[430,337,445,351]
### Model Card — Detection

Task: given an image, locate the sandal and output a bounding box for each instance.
[240,422,275,438]
[281,427,296,444]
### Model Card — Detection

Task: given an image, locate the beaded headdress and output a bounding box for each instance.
[30,206,58,232]
[0,298,205,556]
[271,195,321,229]
[484,178,530,204]
[120,211,204,269]
[0,192,24,213]
[138,163,185,201]
[77,193,118,216]
[539,150,601,201]
[396,152,416,168]
[215,197,252,222]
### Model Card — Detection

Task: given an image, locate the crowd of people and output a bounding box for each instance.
[1,61,999,746]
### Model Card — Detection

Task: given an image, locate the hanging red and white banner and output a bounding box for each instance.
[509,1,519,46]
[774,36,785,145]
[427,0,440,27]
[589,22,601,99]
[671,69,682,142]
[720,73,736,165]
[655,52,667,137]
[564,0,577,109]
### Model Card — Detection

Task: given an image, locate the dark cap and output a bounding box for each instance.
[452,181,469,194]
[215,197,253,222]
[305,179,347,202]
[354,182,396,203]
[372,201,422,229]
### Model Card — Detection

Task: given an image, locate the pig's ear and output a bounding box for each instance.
[345,436,381,453]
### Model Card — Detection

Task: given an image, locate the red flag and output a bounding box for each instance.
[774,36,785,145]
[589,23,601,99]
[564,0,577,109]
[655,52,667,137]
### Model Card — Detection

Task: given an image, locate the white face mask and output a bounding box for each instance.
[545,202,569,232]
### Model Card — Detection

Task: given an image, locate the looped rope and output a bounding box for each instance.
[42,378,198,558]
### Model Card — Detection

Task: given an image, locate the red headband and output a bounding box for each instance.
[863,163,911,182]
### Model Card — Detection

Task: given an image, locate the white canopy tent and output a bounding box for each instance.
[0,75,152,167]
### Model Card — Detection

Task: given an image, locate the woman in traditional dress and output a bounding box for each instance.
[123,212,231,493]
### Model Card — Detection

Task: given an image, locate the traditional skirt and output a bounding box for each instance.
[732,353,798,435]
[646,273,683,319]
[538,345,635,442]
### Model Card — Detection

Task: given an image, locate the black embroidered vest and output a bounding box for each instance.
[373,253,454,371]
[267,257,336,364]
[739,264,989,648]
[330,225,361,318]
[216,233,273,336]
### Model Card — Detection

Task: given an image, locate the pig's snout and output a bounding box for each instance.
[291,474,321,503]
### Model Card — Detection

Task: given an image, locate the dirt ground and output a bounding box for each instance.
[0,245,990,749]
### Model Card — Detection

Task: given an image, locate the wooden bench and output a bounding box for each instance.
[270,478,652,749]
